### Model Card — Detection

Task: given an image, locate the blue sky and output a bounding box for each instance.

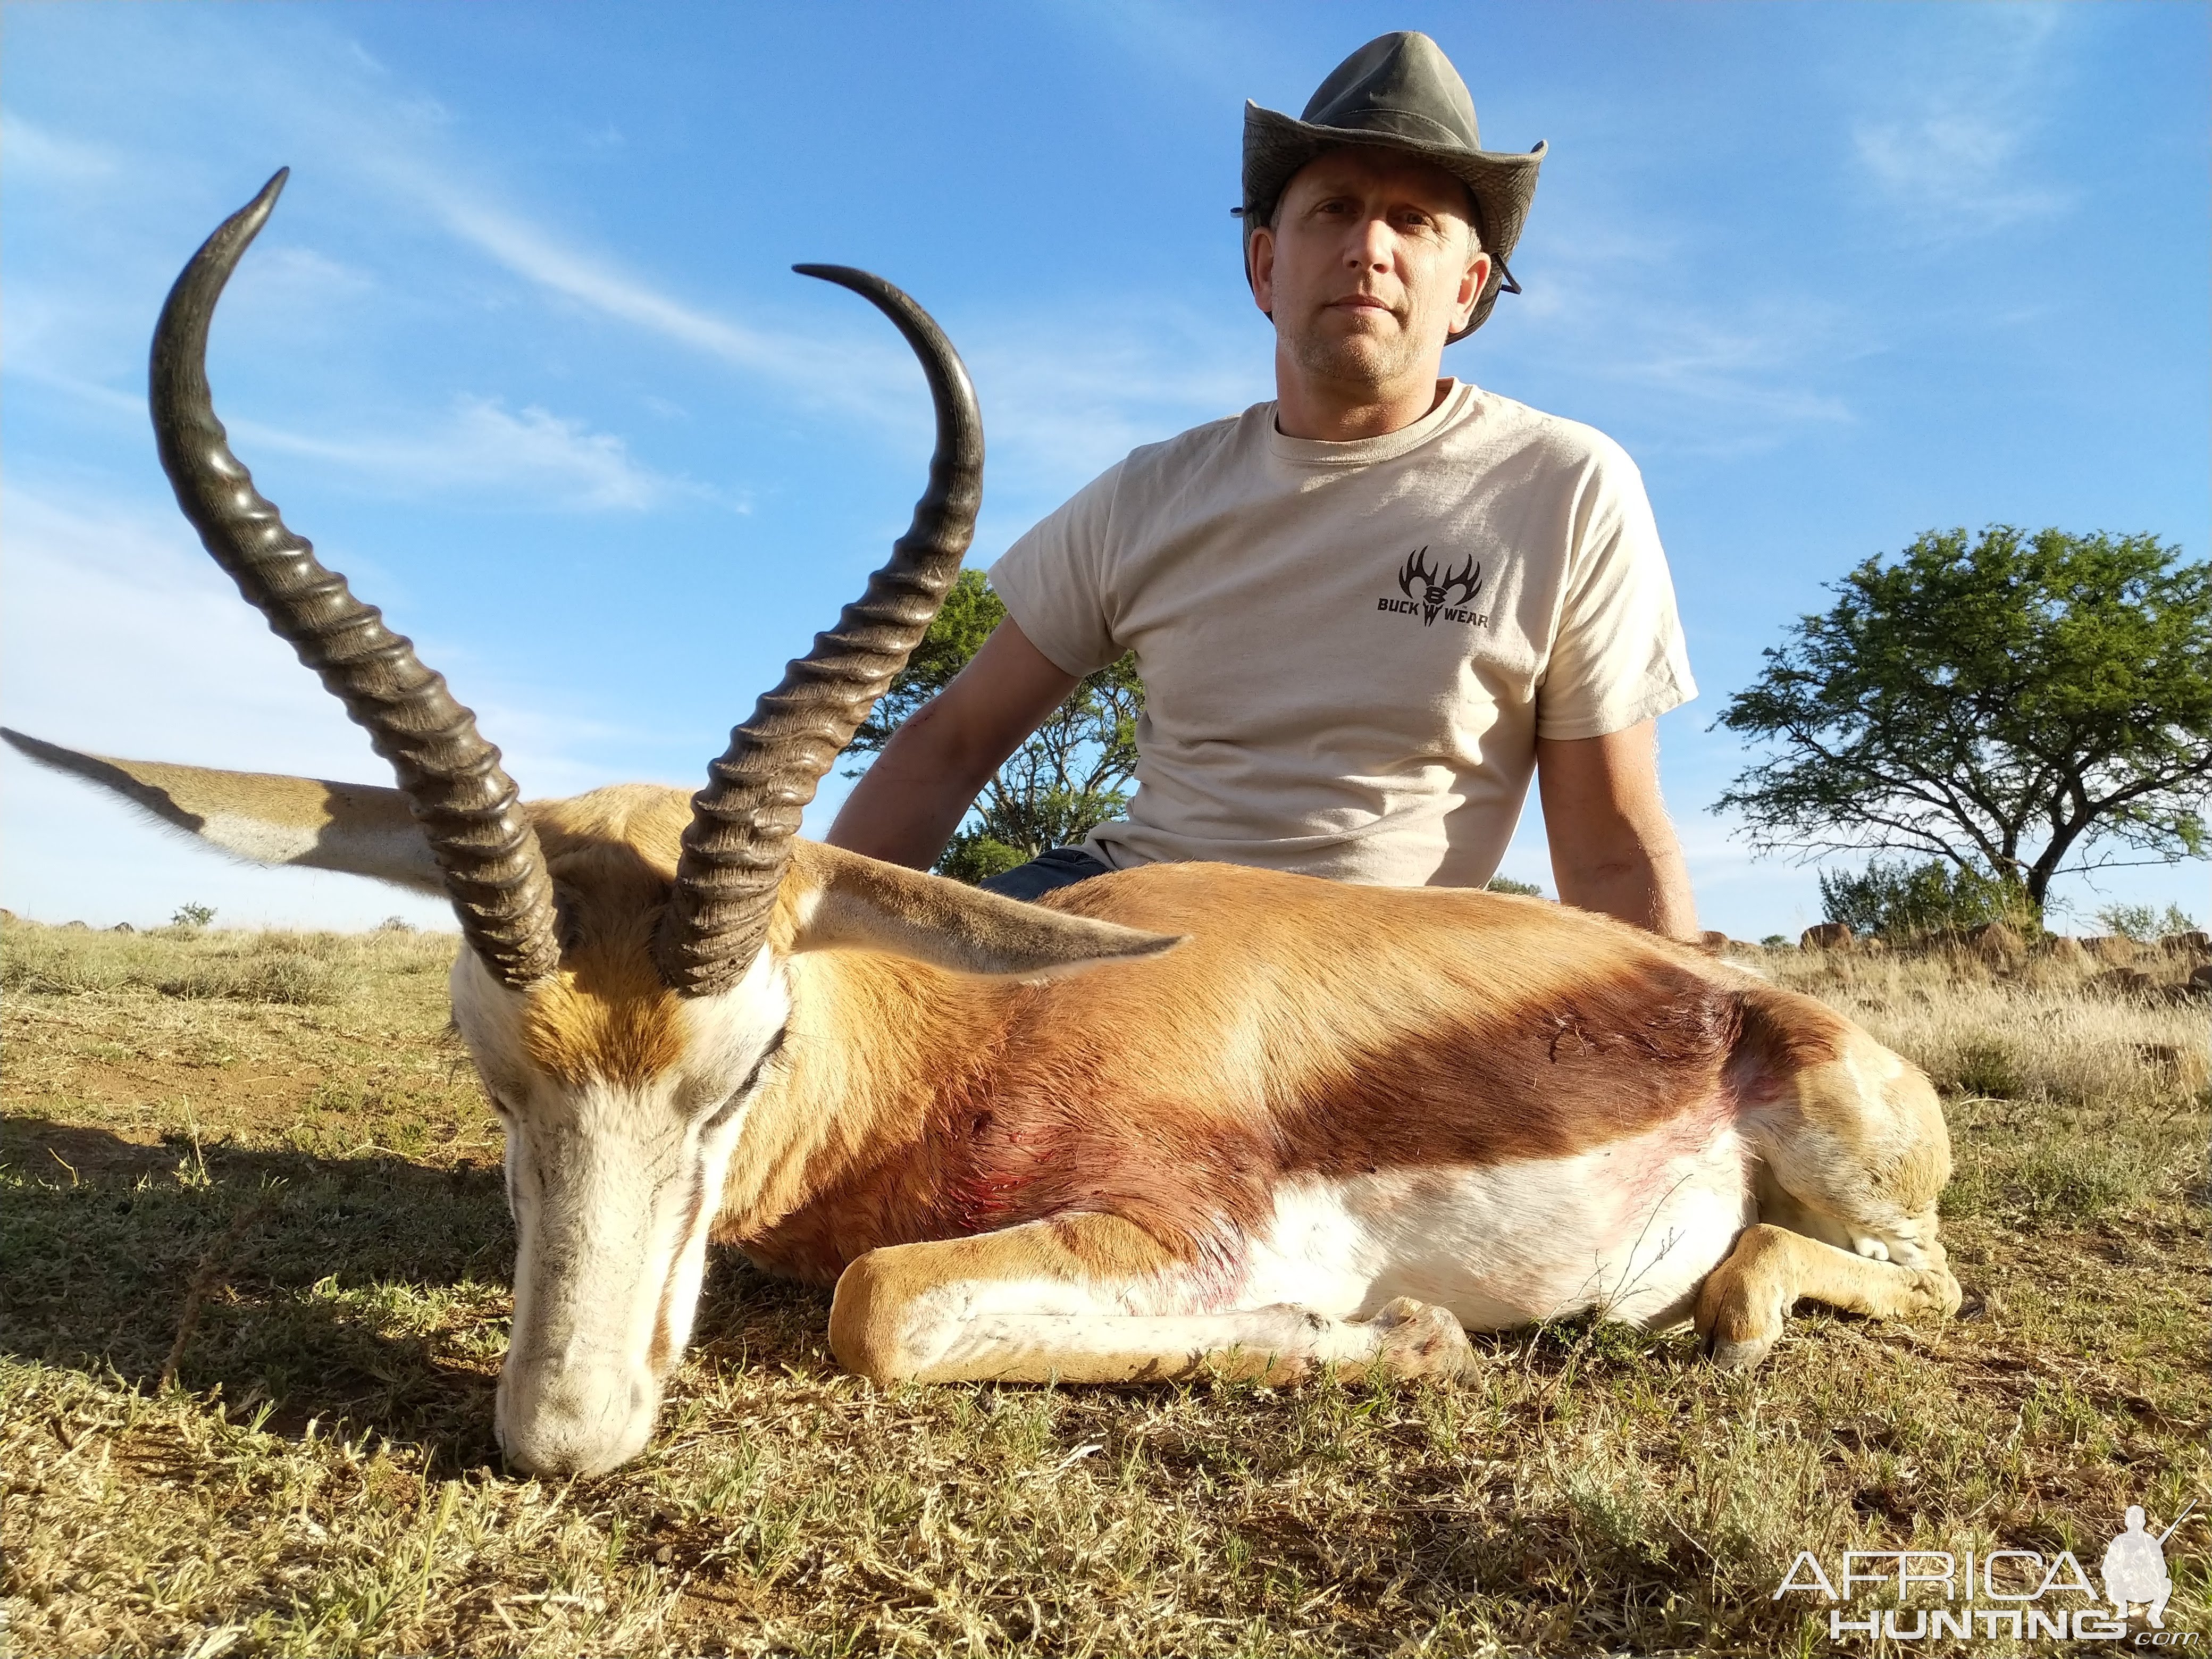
[4,2,2206,937]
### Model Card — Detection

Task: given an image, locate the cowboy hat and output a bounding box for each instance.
[1241,31,1544,340]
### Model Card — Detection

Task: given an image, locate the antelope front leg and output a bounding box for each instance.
[1696,1222,1963,1370]
[828,1213,1473,1385]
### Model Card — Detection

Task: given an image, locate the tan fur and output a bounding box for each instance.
[15,741,1962,1418]
[827,1212,1176,1379]
[827,1212,1475,1385]
[515,789,693,1087]
[4,730,441,891]
[780,840,1184,977]
[1695,1222,1961,1370]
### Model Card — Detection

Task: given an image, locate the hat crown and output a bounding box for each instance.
[1299,32,1479,153]
[1241,30,1542,339]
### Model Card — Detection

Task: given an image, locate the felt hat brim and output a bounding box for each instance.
[1242,102,1545,341]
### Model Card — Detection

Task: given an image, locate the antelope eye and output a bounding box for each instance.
[698,1033,784,1134]
[699,1091,746,1135]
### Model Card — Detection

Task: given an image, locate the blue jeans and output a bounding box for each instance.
[979,845,1113,902]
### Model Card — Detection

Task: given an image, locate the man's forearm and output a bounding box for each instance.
[825,703,998,869]
[1553,833,1699,941]
[1535,723,1699,942]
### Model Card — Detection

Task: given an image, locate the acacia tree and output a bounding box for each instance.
[1715,526,2212,914]
[844,569,1141,883]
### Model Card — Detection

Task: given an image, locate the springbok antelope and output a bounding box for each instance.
[9,174,1962,1477]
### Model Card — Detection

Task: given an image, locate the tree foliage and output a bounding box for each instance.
[845,570,1141,883]
[1716,526,2212,911]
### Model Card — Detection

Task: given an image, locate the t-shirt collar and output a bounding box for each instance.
[1266,379,1480,467]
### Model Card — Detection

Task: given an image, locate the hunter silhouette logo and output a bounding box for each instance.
[1379,547,1487,628]
[1770,1498,2201,1643]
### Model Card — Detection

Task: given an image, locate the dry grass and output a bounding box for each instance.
[3,917,2206,1656]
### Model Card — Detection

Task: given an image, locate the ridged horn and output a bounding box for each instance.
[151,170,559,987]
[658,266,984,996]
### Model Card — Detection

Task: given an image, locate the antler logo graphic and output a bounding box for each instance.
[1396,547,1482,626]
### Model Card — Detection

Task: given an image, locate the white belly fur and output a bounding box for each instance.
[1238,1114,1755,1331]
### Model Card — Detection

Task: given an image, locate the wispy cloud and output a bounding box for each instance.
[1497,217,1859,457]
[968,304,1269,501]
[371,153,1266,510]
[0,111,120,183]
[5,482,674,779]
[235,395,713,512]
[0,482,656,925]
[0,485,448,927]
[7,19,1259,515]
[379,167,914,420]
[1592,301,1853,430]
[1847,9,2071,238]
[7,364,707,513]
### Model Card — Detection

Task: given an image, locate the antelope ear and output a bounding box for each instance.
[3,728,444,895]
[782,840,1183,979]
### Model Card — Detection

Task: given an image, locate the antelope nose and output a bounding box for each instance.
[496,1361,658,1477]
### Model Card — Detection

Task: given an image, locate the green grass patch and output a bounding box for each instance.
[2,917,2206,1655]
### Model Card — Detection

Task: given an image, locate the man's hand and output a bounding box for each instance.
[1535,719,1699,941]
[826,617,1078,869]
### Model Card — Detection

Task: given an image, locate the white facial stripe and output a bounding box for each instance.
[498,1079,715,1473]
[462,942,791,1477]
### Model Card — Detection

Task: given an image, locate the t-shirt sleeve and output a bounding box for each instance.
[984,461,1126,678]
[1535,445,1697,741]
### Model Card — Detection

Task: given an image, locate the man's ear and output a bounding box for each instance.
[1454,246,1493,334]
[782,841,1183,980]
[1248,223,1278,319]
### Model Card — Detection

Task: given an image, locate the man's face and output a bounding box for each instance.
[1250,147,1490,395]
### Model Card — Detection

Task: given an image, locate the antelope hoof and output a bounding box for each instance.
[1704,1329,1779,1371]
[1370,1297,1475,1379]
[1911,1266,1965,1320]
[1694,1276,1784,1372]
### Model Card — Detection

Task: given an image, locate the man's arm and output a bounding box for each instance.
[826,617,1079,869]
[1535,719,1699,941]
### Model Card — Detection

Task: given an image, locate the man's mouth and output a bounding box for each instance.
[1327,294,1398,321]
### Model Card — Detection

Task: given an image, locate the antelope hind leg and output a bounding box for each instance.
[1695,1222,1963,1371]
[829,1213,1473,1385]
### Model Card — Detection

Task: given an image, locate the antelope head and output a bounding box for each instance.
[9,172,1175,1476]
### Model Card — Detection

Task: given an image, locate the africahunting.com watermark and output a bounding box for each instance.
[1773,1503,2198,1644]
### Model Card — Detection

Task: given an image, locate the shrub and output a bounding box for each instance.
[936,833,1030,887]
[1817,858,2035,941]
[1485,876,1545,898]
[171,902,215,929]
[2094,901,2200,943]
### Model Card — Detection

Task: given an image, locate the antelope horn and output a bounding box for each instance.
[152,170,558,987]
[658,266,983,996]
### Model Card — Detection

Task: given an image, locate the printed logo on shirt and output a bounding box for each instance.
[1377,547,1488,629]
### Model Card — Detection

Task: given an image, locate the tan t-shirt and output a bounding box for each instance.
[986,380,1695,888]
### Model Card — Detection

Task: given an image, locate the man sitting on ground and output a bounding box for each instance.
[830,31,1700,940]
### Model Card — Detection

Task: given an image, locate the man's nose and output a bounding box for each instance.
[1348,213,1395,268]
